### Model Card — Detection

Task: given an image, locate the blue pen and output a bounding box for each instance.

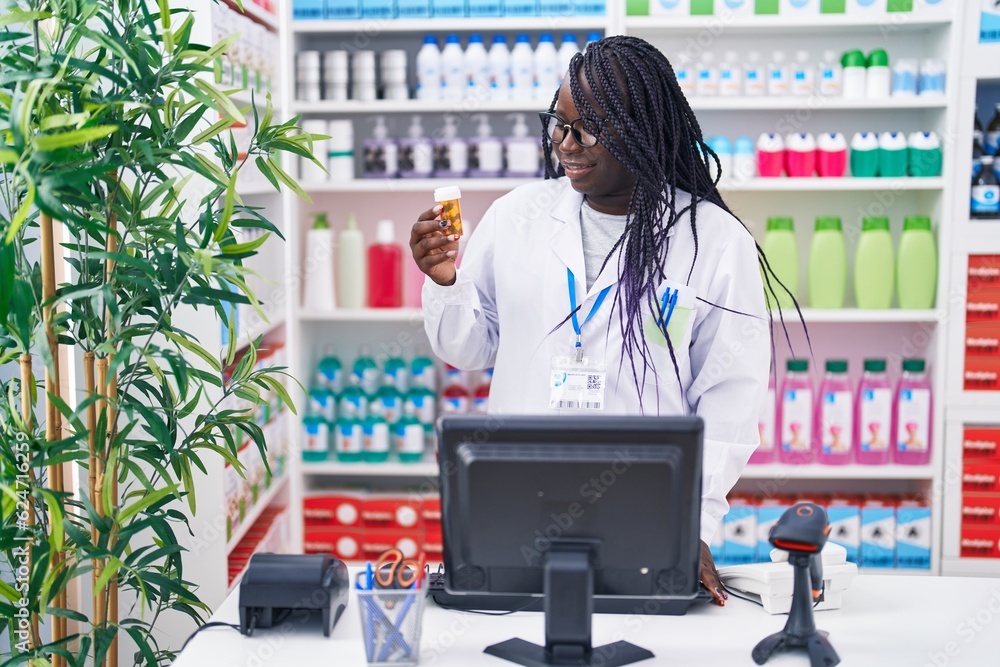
[659,288,678,329]
[363,563,376,662]
[377,582,418,662]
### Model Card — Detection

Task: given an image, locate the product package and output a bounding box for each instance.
[756,498,792,562]
[826,497,861,563]
[362,493,424,530]
[860,498,896,568]
[303,491,365,528]
[326,0,361,18]
[723,498,757,565]
[432,0,465,16]
[895,500,931,569]
[397,0,432,15]
[293,0,325,19]
[964,427,1000,462]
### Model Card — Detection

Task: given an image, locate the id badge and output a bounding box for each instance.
[549,355,607,411]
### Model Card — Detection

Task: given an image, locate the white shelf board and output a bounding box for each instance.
[293,99,544,114]
[238,183,280,197]
[941,558,1000,577]
[857,568,932,576]
[225,474,289,555]
[624,13,952,35]
[771,309,942,324]
[740,464,936,480]
[300,308,424,323]
[306,178,531,193]
[302,458,438,477]
[690,96,947,111]
[291,17,606,34]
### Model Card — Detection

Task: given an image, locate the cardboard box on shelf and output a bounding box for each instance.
[361,529,423,561]
[421,496,441,529]
[304,526,364,561]
[960,525,1000,559]
[826,496,862,564]
[363,494,423,530]
[963,428,1000,462]
[963,357,1000,391]
[967,255,1000,289]
[961,494,1000,526]
[963,462,1000,493]
[895,499,931,570]
[303,491,364,528]
[860,498,896,569]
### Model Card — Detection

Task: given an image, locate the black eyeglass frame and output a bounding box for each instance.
[538,111,604,148]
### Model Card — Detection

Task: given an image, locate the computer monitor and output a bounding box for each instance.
[438,415,704,667]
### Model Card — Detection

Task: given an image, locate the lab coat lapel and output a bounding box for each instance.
[548,185,586,284]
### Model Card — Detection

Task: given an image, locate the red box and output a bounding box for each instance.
[363,494,423,530]
[963,428,1000,461]
[303,492,364,528]
[421,496,441,529]
[423,527,443,563]
[962,462,1000,493]
[303,526,364,561]
[965,330,1000,357]
[961,494,1000,526]
[963,357,1000,391]
[960,525,1000,559]
[967,256,1000,289]
[966,290,1000,324]
[361,528,424,561]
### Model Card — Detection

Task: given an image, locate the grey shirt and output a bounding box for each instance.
[580,200,629,292]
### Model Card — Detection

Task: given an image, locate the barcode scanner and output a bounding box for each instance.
[751,503,841,667]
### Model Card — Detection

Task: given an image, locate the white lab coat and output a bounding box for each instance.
[423,177,770,544]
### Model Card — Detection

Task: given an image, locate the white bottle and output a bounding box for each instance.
[488,35,511,102]
[416,35,441,102]
[505,113,540,178]
[584,32,602,52]
[303,213,336,312]
[511,34,534,102]
[338,213,365,309]
[719,51,743,97]
[534,33,559,102]
[841,49,867,99]
[791,50,814,97]
[557,33,580,83]
[464,33,490,102]
[434,114,468,178]
[469,113,504,178]
[363,115,398,179]
[866,50,891,99]
[768,51,789,97]
[744,51,765,97]
[441,34,465,101]
[817,49,843,97]
[674,53,695,97]
[695,52,719,97]
[399,115,433,178]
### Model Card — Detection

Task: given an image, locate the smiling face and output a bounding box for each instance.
[553,78,637,216]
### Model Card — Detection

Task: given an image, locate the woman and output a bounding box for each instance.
[410,36,775,606]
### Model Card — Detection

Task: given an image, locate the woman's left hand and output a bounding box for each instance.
[700,540,729,607]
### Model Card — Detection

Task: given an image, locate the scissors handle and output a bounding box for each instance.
[375,548,421,589]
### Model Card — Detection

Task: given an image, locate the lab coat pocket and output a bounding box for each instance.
[643,280,698,358]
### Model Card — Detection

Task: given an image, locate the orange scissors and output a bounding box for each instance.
[374,548,425,590]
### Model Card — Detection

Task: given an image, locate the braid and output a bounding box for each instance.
[543,35,802,400]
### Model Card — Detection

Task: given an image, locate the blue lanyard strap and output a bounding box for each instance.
[659,287,678,329]
[567,268,612,347]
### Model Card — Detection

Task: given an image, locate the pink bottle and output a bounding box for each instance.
[756,133,786,178]
[778,358,814,465]
[367,220,403,308]
[749,374,776,464]
[816,132,848,178]
[855,359,893,465]
[893,358,933,465]
[785,132,817,178]
[816,360,853,465]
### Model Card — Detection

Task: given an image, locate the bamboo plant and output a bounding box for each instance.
[0,1,321,664]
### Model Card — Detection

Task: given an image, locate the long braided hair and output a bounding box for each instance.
[542,35,802,395]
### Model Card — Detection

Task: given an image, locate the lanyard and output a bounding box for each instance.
[567,267,612,361]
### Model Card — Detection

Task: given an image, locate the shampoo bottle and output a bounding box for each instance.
[896,216,937,309]
[907,131,942,177]
[779,358,814,464]
[488,35,511,101]
[744,51,765,96]
[817,132,848,177]
[464,33,490,100]
[367,220,403,308]
[416,35,441,101]
[302,212,336,312]
[441,34,465,101]
[893,359,933,466]
[850,131,880,177]
[399,116,434,178]
[816,360,854,466]
[534,33,559,102]
[854,216,894,309]
[337,213,365,309]
[510,34,534,101]
[785,132,817,178]
[856,359,893,465]
[757,133,786,178]
[433,114,468,178]
[761,217,799,310]
[807,216,847,309]
[468,113,504,178]
[505,113,540,178]
[363,115,398,179]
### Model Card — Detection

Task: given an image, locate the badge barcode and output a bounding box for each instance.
[587,374,603,391]
[555,401,602,409]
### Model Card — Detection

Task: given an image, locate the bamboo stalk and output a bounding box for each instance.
[84,352,98,617]
[94,357,109,646]
[39,212,66,667]
[19,354,41,654]
[105,213,118,667]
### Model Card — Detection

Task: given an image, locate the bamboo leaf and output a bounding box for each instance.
[219,232,269,255]
[0,149,17,164]
[0,10,51,28]
[94,557,122,598]
[266,156,312,204]
[191,116,236,145]
[163,331,221,372]
[214,170,238,242]
[34,125,118,151]
[5,173,34,243]
[194,78,243,121]
[117,485,177,525]
[39,490,64,552]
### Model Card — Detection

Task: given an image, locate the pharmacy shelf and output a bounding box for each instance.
[305,178,531,193]
[301,458,438,478]
[740,464,936,480]
[772,309,942,324]
[690,96,948,111]
[857,568,931,576]
[941,558,1000,577]
[300,308,424,323]
[624,13,952,35]
[291,17,606,34]
[225,474,289,556]
[223,0,279,31]
[293,99,547,114]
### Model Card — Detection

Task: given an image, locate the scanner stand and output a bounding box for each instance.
[751,552,840,667]
[485,545,654,667]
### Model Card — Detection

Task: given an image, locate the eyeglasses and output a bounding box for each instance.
[538,112,603,148]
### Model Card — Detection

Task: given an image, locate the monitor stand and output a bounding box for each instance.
[484,544,655,667]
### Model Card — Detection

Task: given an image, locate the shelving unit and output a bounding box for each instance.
[225,475,290,555]
[301,459,438,478]
[623,13,952,35]
[291,17,607,33]
[739,464,936,481]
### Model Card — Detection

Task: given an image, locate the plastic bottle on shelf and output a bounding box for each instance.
[353,346,380,396]
[743,51,765,96]
[707,136,732,182]
[441,34,465,101]
[406,385,437,432]
[440,364,470,414]
[816,360,854,466]
[316,345,344,394]
[897,216,937,310]
[505,113,540,178]
[411,350,437,391]
[790,50,814,97]
[367,220,403,308]
[893,359,933,466]
[394,404,426,463]
[972,156,1000,219]
[749,374,776,464]
[918,58,946,96]
[907,131,942,178]
[674,53,695,97]
[398,116,433,179]
[756,133,785,178]
[841,49,867,99]
[383,354,409,392]
[468,114,504,178]
[584,32,602,51]
[784,132,817,178]
[986,104,1000,156]
[761,217,798,310]
[856,359,893,465]
[362,412,390,463]
[334,400,363,463]
[817,49,843,97]
[363,116,398,179]
[373,385,404,425]
[416,35,442,101]
[732,136,757,184]
[854,216,894,310]
[510,34,534,101]
[767,50,789,97]
[891,58,919,97]
[719,51,742,97]
[337,213,365,309]
[302,212,336,312]
[557,34,580,83]
[878,131,909,178]
[488,35,511,101]
[472,368,493,413]
[302,415,330,463]
[850,132,880,178]
[534,33,559,102]
[308,386,337,424]
[778,358,814,464]
[695,52,719,97]
[433,115,468,179]
[975,107,985,160]
[464,33,490,101]
[808,216,847,309]
[816,132,848,178]
[865,49,891,98]
[338,376,369,423]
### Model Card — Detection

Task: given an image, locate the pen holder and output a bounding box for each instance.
[357,580,428,666]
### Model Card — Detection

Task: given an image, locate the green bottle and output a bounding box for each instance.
[394,406,425,463]
[316,345,343,394]
[373,385,404,425]
[363,413,390,463]
[383,354,409,392]
[352,345,379,395]
[338,377,369,421]
[308,386,337,424]
[411,349,437,391]
[808,217,847,309]
[761,217,799,310]
[690,0,713,15]
[302,415,330,463]
[406,386,437,433]
[897,216,937,310]
[854,217,894,310]
[335,400,363,463]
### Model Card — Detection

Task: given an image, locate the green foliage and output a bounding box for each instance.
[0,2,315,665]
